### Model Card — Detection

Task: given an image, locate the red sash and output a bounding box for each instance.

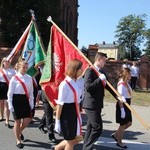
[66,80,82,136]
[118,82,126,87]
[0,69,9,85]
[14,75,29,100]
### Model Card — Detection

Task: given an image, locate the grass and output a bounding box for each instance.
[104,89,150,107]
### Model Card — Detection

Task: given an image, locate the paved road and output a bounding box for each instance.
[0,102,150,150]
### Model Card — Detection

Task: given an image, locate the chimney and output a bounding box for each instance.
[113,41,115,45]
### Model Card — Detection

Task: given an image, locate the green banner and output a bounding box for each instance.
[22,21,46,77]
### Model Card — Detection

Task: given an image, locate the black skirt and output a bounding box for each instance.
[60,103,77,140]
[12,94,31,120]
[0,82,8,100]
[116,98,132,125]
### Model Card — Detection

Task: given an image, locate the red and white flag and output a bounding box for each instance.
[40,25,89,109]
[6,21,32,61]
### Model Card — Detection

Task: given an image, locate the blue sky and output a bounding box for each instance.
[78,0,150,49]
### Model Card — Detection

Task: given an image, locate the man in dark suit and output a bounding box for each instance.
[82,52,118,150]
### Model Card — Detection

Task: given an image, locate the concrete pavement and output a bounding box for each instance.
[0,101,150,150]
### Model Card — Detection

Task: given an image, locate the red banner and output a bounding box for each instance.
[41,25,89,109]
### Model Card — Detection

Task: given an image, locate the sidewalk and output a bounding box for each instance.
[36,101,150,149]
[0,101,150,150]
[100,102,150,149]
[103,102,150,141]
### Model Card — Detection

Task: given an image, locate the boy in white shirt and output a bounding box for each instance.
[130,61,139,90]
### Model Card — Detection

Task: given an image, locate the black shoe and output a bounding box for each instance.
[20,134,25,141]
[116,143,127,149]
[16,142,24,149]
[5,123,11,128]
[38,126,47,134]
[49,135,58,143]
[0,118,4,122]
[110,133,118,142]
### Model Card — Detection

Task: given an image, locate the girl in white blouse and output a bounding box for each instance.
[111,68,132,149]
[53,59,84,150]
[7,59,34,149]
[0,57,15,126]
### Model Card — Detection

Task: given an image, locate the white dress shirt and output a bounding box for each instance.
[94,64,100,72]
[7,72,34,109]
[130,66,139,77]
[76,77,84,101]
[57,76,84,105]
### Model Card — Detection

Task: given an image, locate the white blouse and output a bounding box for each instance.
[7,72,34,109]
[0,68,16,82]
[130,66,139,77]
[57,76,84,105]
[117,79,132,99]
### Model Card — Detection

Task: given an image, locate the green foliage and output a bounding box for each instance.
[143,29,150,59]
[115,14,147,60]
[1,0,60,48]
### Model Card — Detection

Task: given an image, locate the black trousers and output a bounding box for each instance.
[82,108,102,150]
[39,92,54,136]
[131,76,138,90]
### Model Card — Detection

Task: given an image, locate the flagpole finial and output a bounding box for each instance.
[47,16,52,22]
[29,9,35,20]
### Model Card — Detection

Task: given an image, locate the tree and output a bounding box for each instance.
[1,0,60,48]
[143,29,150,59]
[115,14,147,60]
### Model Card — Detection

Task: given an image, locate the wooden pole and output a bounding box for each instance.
[47,16,150,131]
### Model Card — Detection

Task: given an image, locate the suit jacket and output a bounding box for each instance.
[83,68,117,110]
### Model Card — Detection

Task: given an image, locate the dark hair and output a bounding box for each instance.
[66,59,83,79]
[95,52,107,61]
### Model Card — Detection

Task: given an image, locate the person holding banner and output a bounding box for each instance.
[111,68,132,149]
[38,90,58,143]
[31,77,39,119]
[53,59,84,150]
[0,57,15,127]
[7,59,34,149]
[82,52,120,150]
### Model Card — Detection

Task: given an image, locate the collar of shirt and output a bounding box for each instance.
[119,79,130,87]
[94,64,100,72]
[17,72,26,78]
[2,68,10,72]
[65,75,75,82]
